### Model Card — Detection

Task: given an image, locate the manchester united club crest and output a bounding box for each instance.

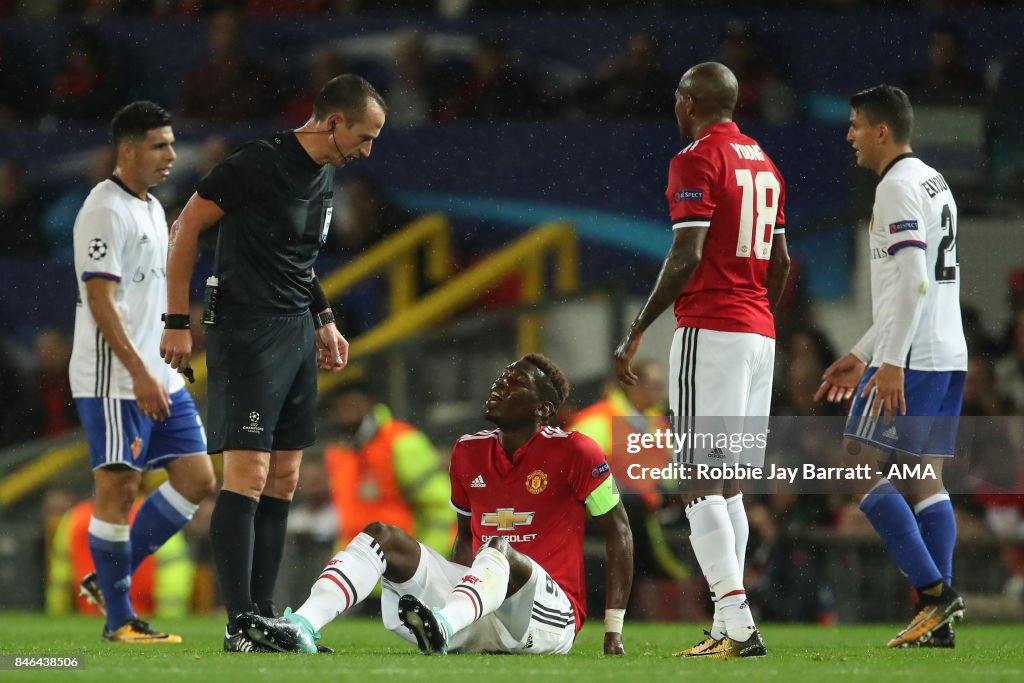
[525,469,548,495]
[130,436,144,461]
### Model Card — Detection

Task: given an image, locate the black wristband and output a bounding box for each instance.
[309,276,329,314]
[162,313,190,329]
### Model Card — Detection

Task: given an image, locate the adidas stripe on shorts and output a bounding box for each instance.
[668,327,775,468]
[76,387,207,471]
[843,367,966,457]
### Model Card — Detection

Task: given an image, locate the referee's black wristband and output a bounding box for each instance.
[162,313,190,330]
[309,276,330,314]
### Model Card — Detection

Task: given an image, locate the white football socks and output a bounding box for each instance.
[295,533,386,631]
[437,547,510,637]
[714,493,750,638]
[726,493,749,572]
[687,496,756,642]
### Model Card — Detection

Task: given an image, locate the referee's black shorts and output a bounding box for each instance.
[205,309,317,454]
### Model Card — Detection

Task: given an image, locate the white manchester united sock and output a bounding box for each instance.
[687,496,756,642]
[726,493,749,572]
[437,547,510,637]
[295,533,386,631]
[715,493,750,638]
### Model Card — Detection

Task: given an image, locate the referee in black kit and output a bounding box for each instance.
[160,74,386,652]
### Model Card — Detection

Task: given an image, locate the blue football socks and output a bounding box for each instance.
[129,482,196,572]
[860,480,943,589]
[88,517,135,631]
[916,493,956,585]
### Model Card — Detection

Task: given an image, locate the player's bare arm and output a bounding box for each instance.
[451,512,473,567]
[614,226,708,385]
[863,363,906,420]
[764,233,791,313]
[815,353,867,404]
[817,321,876,403]
[160,192,224,370]
[591,501,633,655]
[86,277,171,420]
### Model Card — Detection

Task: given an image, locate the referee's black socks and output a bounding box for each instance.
[251,495,291,618]
[210,489,258,628]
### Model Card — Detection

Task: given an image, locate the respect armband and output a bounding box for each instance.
[161,313,190,330]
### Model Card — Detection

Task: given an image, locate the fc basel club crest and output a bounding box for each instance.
[130,436,144,461]
[525,469,548,494]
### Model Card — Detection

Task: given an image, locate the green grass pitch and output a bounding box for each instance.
[0,613,1022,682]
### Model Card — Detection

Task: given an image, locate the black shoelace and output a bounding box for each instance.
[128,619,161,635]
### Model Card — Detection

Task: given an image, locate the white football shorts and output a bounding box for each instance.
[668,327,775,467]
[381,544,575,655]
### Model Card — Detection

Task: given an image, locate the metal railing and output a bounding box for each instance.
[0,218,579,508]
[186,213,454,390]
[317,220,578,396]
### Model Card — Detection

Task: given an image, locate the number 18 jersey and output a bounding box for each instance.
[866,155,967,371]
[666,121,787,339]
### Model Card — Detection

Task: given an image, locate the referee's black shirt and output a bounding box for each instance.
[197,131,334,315]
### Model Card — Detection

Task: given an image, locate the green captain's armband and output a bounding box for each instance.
[586,476,620,516]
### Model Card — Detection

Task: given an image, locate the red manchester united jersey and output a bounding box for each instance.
[666,121,787,338]
[449,425,611,632]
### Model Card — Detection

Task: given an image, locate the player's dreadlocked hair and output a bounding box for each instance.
[521,353,570,412]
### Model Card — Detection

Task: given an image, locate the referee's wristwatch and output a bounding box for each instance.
[313,309,335,329]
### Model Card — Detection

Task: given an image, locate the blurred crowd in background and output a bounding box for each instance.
[1,1,1023,621]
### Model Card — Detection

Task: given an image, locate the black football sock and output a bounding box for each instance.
[210,489,258,628]
[250,495,291,617]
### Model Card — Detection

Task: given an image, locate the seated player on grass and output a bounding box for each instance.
[238,353,634,655]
